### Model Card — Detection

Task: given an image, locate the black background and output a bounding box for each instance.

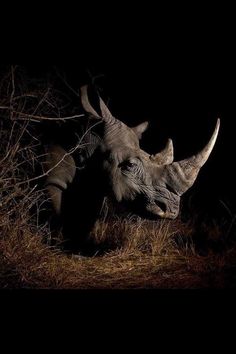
[1,5,235,215]
[20,40,235,217]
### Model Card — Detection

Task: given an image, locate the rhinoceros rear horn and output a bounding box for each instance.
[168,119,220,195]
[150,138,174,165]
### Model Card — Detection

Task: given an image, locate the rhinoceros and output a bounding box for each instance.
[44,85,220,253]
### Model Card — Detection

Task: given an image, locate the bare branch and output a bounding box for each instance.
[10,66,16,117]
[0,106,84,121]
[54,67,80,98]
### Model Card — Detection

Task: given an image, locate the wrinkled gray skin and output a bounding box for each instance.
[44,86,220,225]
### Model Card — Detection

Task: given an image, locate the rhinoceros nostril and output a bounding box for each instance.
[155,201,167,213]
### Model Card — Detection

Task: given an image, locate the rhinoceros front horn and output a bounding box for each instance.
[165,119,220,195]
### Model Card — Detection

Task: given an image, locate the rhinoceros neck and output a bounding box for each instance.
[70,117,104,168]
[82,130,101,156]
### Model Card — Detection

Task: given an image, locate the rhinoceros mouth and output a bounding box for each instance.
[145,200,179,219]
[114,193,177,220]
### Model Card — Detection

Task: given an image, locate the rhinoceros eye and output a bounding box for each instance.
[119,159,137,171]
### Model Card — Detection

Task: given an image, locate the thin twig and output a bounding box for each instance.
[13,111,85,121]
[54,67,80,98]
[10,66,16,120]
[0,106,84,121]
[32,88,50,116]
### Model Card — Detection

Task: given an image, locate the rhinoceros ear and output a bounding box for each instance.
[81,85,118,125]
[132,121,149,139]
[80,85,100,117]
[99,96,116,123]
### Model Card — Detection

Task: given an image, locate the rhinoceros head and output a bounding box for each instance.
[81,86,220,219]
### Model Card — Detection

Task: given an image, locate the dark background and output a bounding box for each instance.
[20,49,235,219]
[1,4,235,217]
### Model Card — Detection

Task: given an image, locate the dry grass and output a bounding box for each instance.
[0,66,236,289]
[1,214,235,289]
